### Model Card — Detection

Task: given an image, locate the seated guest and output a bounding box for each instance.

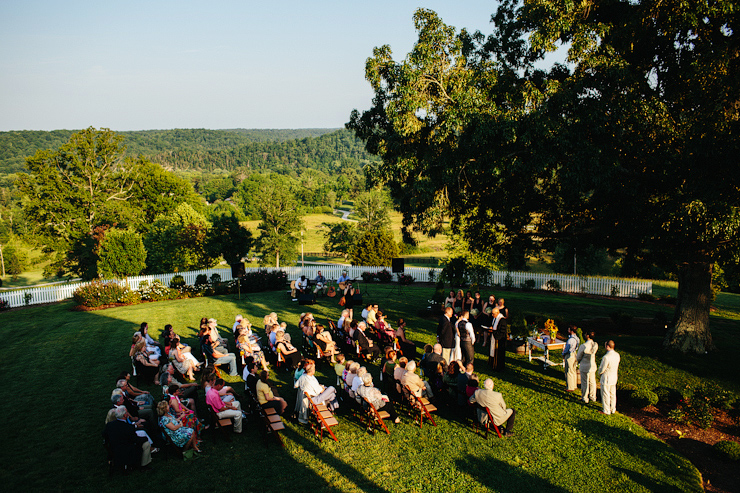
[139,322,164,356]
[357,373,401,424]
[465,374,479,402]
[313,270,328,295]
[296,275,308,294]
[422,344,444,376]
[232,314,244,333]
[263,312,278,333]
[201,334,238,376]
[157,400,201,452]
[206,318,229,351]
[337,270,351,289]
[243,361,260,397]
[337,310,349,330]
[361,303,372,321]
[401,361,434,399]
[444,361,461,401]
[354,322,381,361]
[256,370,288,415]
[103,405,152,469]
[348,320,358,339]
[334,353,346,387]
[296,360,339,414]
[366,304,378,328]
[159,364,199,406]
[236,320,269,371]
[394,319,417,360]
[345,361,360,389]
[428,361,446,397]
[457,363,474,406]
[131,341,160,384]
[351,366,368,396]
[381,349,398,393]
[275,330,302,369]
[206,378,243,433]
[203,373,237,403]
[393,357,409,393]
[167,385,202,433]
[468,378,516,437]
[314,324,337,362]
[169,339,198,381]
[375,312,394,342]
[117,371,152,406]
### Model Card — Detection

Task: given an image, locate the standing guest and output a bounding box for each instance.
[598,340,621,415]
[469,378,516,437]
[103,405,152,469]
[257,370,288,415]
[496,298,509,319]
[469,292,484,331]
[313,271,328,295]
[457,310,476,368]
[394,319,417,360]
[357,373,401,424]
[576,331,599,403]
[437,307,455,365]
[488,308,508,371]
[453,289,465,314]
[206,378,243,433]
[444,290,456,309]
[562,325,580,392]
[342,281,358,321]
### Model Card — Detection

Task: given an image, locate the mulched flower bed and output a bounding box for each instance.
[622,403,740,493]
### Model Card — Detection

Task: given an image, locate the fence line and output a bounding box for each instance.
[0,264,651,309]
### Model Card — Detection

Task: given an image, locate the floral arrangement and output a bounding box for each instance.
[544,319,558,341]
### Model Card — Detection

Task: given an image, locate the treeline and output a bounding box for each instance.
[0,128,341,174]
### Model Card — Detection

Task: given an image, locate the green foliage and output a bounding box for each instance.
[694,382,736,411]
[353,190,391,230]
[552,243,611,276]
[630,388,659,409]
[504,273,514,290]
[521,279,536,291]
[96,229,146,279]
[72,281,129,308]
[714,441,740,462]
[138,279,179,302]
[432,280,447,303]
[398,273,415,285]
[638,292,657,302]
[208,210,253,264]
[546,279,561,292]
[3,244,28,280]
[169,275,186,289]
[144,203,216,273]
[236,269,288,293]
[376,269,393,283]
[610,311,633,331]
[653,386,683,407]
[322,221,358,260]
[350,228,398,266]
[509,315,529,339]
[255,177,304,267]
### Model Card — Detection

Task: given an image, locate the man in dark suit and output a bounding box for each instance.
[102,406,151,469]
[437,307,455,364]
[423,343,444,376]
[354,322,381,361]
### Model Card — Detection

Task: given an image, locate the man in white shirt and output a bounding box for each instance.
[232,315,243,333]
[297,360,339,412]
[598,340,621,415]
[457,310,476,367]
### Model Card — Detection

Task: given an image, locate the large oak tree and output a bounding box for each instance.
[348,3,740,353]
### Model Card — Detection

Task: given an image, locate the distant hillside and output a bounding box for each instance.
[0,128,342,174]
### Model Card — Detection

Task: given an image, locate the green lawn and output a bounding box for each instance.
[4,284,735,491]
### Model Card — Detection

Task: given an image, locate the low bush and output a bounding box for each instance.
[694,382,736,410]
[376,269,393,283]
[398,273,415,285]
[630,388,659,409]
[238,269,287,293]
[73,282,129,308]
[361,271,376,283]
[714,441,740,461]
[617,382,638,402]
[139,280,179,302]
[0,299,10,311]
[194,274,209,289]
[521,279,536,291]
[546,279,562,291]
[169,275,186,289]
[653,386,683,406]
[638,292,657,302]
[669,396,714,429]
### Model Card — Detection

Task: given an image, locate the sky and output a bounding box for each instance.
[0,1,555,132]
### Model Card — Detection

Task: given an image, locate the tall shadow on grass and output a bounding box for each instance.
[455,454,569,493]
[576,418,701,492]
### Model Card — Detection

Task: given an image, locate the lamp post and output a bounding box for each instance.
[301,230,304,268]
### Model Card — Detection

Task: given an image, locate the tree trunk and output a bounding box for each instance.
[663,261,714,353]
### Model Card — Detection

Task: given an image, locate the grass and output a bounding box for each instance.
[4,283,736,492]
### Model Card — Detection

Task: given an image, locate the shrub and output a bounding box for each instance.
[118,289,142,305]
[521,279,536,291]
[714,441,740,461]
[238,269,288,293]
[169,275,186,289]
[638,292,657,302]
[610,311,633,331]
[432,280,446,304]
[139,280,179,302]
[658,295,677,305]
[504,273,514,290]
[194,274,209,288]
[653,386,683,406]
[630,388,659,409]
[610,285,620,297]
[397,273,415,285]
[361,271,376,283]
[694,382,736,410]
[509,315,529,339]
[575,327,585,344]
[546,279,562,292]
[73,282,128,308]
[0,299,10,311]
[376,269,393,283]
[669,394,715,429]
[617,382,638,402]
[210,273,222,284]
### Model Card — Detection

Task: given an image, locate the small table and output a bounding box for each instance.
[526,337,565,369]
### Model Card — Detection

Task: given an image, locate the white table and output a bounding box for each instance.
[526,337,565,369]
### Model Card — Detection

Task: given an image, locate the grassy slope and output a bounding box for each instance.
[2,284,728,492]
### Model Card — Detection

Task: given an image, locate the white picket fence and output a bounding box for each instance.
[0,264,651,309]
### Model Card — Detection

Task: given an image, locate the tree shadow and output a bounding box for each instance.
[455,454,569,493]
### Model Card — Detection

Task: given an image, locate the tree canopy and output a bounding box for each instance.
[348,3,740,353]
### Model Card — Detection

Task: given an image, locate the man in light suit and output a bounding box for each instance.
[576,331,598,403]
[468,378,516,436]
[598,340,621,415]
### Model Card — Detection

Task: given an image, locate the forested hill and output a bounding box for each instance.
[0,128,347,174]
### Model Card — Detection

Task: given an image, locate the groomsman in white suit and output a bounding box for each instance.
[598,340,621,415]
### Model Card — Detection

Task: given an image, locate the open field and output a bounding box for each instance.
[3,283,738,491]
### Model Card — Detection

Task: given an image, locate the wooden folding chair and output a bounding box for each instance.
[361,396,390,435]
[475,405,503,439]
[403,385,437,428]
[305,392,339,442]
[208,403,234,442]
